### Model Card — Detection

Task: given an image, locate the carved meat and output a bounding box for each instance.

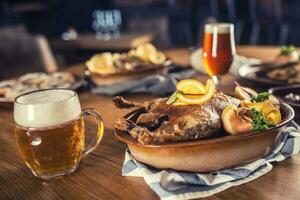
[114,92,240,144]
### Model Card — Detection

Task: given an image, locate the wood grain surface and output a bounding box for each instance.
[0,46,299,200]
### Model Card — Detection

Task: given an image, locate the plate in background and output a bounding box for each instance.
[238,62,298,89]
[0,74,85,108]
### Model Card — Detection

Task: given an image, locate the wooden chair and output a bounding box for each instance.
[35,34,58,73]
[0,26,57,79]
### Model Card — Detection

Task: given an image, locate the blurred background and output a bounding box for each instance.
[1,0,300,78]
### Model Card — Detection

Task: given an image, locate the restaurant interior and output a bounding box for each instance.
[2,0,300,70]
[1,0,300,200]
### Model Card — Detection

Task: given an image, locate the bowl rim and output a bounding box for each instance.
[269,84,300,108]
[114,102,294,148]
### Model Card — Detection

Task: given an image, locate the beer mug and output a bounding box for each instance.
[14,89,104,180]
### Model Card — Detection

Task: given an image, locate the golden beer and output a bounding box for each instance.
[15,116,84,177]
[14,89,104,180]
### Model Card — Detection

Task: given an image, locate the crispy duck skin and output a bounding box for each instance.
[113,92,240,144]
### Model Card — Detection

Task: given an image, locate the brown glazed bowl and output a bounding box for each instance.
[114,102,294,173]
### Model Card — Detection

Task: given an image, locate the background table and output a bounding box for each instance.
[50,32,155,66]
[50,32,155,51]
[1,46,299,200]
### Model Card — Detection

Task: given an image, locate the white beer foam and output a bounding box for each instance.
[14,89,81,128]
[204,23,233,34]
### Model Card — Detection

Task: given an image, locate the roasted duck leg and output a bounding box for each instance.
[113,96,146,109]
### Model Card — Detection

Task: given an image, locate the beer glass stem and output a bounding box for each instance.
[212,75,221,87]
[82,108,104,157]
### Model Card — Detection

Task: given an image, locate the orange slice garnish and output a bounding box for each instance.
[176,79,206,95]
[177,79,215,105]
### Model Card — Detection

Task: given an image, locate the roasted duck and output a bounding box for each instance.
[114,92,240,144]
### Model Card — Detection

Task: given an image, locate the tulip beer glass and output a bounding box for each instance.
[14,89,104,180]
[202,23,236,85]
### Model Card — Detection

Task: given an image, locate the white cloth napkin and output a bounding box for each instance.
[190,48,261,76]
[122,121,300,200]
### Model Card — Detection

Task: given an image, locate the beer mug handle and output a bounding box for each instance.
[81,108,104,157]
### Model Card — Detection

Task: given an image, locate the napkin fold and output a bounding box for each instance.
[91,67,195,96]
[122,121,300,200]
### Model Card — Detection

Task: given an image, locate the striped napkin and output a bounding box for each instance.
[122,121,300,200]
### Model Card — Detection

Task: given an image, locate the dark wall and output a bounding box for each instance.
[2,0,300,46]
[1,0,115,36]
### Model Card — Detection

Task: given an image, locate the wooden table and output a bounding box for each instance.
[1,46,299,200]
[50,32,155,51]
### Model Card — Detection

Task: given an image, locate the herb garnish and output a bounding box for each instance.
[251,92,270,102]
[280,45,295,56]
[252,108,275,131]
[166,92,178,105]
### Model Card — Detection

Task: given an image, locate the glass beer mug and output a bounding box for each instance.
[14,89,104,180]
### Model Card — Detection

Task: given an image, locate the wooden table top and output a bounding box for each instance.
[1,46,299,200]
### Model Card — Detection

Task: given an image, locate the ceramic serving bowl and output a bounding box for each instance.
[114,102,294,173]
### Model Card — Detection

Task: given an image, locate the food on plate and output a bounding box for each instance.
[285,93,300,102]
[234,82,257,101]
[176,79,215,105]
[221,105,253,135]
[274,45,299,64]
[240,45,300,86]
[114,79,283,144]
[0,72,75,100]
[266,45,300,84]
[114,92,239,144]
[222,103,279,134]
[86,43,167,76]
[167,79,215,105]
[135,43,157,60]
[0,80,16,96]
[223,85,281,134]
[148,51,166,65]
[266,64,300,84]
